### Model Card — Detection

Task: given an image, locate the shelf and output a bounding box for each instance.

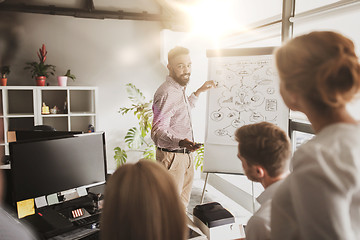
[0,90,3,116]
[0,86,97,156]
[69,113,96,116]
[0,164,10,170]
[70,90,95,113]
[43,117,68,131]
[8,117,35,131]
[7,90,34,114]
[70,116,95,132]
[0,118,3,144]
[42,114,68,117]
[0,145,5,165]
[41,90,67,115]
[6,113,35,118]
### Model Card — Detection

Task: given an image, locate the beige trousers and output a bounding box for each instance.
[156,149,194,208]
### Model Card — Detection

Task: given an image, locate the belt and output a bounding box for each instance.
[157,147,191,154]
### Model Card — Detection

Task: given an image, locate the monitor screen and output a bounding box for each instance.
[10,132,107,202]
[13,130,83,142]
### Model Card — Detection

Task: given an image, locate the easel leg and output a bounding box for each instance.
[200,172,209,204]
[251,181,256,213]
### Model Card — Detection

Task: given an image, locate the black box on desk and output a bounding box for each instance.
[193,202,242,240]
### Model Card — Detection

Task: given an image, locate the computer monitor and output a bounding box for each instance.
[10,132,107,203]
[10,130,83,142]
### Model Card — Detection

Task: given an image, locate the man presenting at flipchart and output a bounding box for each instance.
[151,46,215,208]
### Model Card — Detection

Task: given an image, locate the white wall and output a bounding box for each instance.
[0,12,167,171]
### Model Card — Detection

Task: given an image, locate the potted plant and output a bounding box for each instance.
[0,66,10,86]
[57,69,76,86]
[114,83,155,166]
[24,44,56,86]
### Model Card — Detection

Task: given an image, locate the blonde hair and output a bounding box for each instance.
[275,31,360,109]
[100,160,187,240]
[235,122,291,178]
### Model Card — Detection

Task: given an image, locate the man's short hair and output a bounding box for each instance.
[235,122,291,177]
[168,46,189,64]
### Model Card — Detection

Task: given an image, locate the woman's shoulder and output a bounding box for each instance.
[294,123,360,156]
[319,123,360,139]
[291,124,360,189]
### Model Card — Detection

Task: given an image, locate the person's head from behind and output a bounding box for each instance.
[100,159,187,240]
[167,46,191,86]
[235,122,291,184]
[275,31,360,113]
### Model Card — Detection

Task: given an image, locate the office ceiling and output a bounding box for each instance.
[0,0,189,30]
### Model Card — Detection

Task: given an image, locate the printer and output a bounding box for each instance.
[193,202,243,240]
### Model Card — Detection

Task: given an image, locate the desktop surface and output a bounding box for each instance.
[22,195,101,240]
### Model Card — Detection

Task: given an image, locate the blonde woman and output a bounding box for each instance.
[271,31,360,239]
[100,160,187,240]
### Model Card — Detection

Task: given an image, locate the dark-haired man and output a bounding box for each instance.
[235,122,291,240]
[151,46,215,208]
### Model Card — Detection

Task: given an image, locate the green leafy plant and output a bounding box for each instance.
[194,146,204,171]
[24,44,56,78]
[1,66,10,78]
[113,147,128,166]
[64,69,76,81]
[114,83,155,167]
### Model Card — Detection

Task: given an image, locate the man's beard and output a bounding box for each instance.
[172,71,190,86]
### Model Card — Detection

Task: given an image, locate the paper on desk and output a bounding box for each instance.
[47,193,59,205]
[35,196,48,208]
[63,191,79,201]
[17,198,35,219]
[77,186,88,197]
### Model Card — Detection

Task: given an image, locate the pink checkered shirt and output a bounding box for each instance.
[151,76,198,150]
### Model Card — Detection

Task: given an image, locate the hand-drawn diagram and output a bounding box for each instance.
[206,54,288,145]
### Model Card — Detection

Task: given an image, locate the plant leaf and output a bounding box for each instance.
[194,146,204,171]
[124,127,144,149]
[126,83,146,104]
[143,145,156,161]
[113,147,127,167]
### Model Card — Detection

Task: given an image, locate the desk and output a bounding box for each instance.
[47,226,99,240]
[23,193,203,240]
[22,195,101,240]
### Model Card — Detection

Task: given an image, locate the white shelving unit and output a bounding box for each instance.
[0,86,98,160]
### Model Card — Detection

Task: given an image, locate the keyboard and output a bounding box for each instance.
[81,230,100,240]
[73,213,100,227]
[48,227,100,240]
[46,213,101,239]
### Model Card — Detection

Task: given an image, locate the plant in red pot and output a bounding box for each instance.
[24,44,56,86]
[0,66,10,86]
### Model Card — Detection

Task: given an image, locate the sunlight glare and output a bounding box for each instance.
[185,0,243,39]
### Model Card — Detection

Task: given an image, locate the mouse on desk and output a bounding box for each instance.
[87,222,100,230]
